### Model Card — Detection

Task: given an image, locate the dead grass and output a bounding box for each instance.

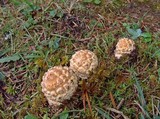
[0,0,160,119]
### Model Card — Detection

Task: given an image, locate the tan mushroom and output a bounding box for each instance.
[41,66,78,106]
[70,50,98,79]
[114,38,135,59]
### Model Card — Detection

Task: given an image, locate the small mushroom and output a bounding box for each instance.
[70,50,98,79]
[41,66,78,106]
[114,38,135,59]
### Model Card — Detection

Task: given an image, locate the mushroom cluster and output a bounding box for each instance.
[41,37,136,107]
[41,50,98,106]
[114,38,135,59]
[70,50,98,79]
[41,66,78,106]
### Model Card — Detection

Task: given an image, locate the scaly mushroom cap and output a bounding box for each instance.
[70,50,98,79]
[41,66,78,106]
[114,38,135,59]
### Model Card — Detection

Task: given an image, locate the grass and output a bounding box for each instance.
[0,0,160,119]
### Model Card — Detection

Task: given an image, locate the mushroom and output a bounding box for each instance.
[41,66,78,106]
[70,50,98,79]
[114,38,135,59]
[70,50,98,113]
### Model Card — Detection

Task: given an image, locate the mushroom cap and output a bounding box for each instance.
[41,66,78,106]
[114,38,135,59]
[70,50,98,79]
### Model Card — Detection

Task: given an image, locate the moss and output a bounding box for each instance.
[17,93,47,118]
[0,95,4,107]
[152,2,160,11]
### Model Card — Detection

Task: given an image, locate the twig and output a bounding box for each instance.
[68,0,80,14]
[104,107,129,119]
[54,108,63,117]
[85,91,93,114]
[109,92,117,109]
[152,96,155,116]
[154,105,160,115]
[134,100,151,119]
[82,92,86,112]
[117,98,125,110]
[78,37,91,42]
[151,95,160,115]
[151,95,160,100]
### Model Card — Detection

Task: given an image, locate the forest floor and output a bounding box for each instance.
[0,0,160,119]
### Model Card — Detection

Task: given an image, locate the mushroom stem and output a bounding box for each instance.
[82,91,86,112]
[85,91,93,114]
[82,80,93,115]
[82,80,86,112]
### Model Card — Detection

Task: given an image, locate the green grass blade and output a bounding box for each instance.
[59,111,69,119]
[158,68,160,82]
[0,54,21,63]
[134,77,146,108]
[0,72,5,81]
[95,107,111,119]
[24,113,38,119]
[133,75,151,119]
[0,48,10,57]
